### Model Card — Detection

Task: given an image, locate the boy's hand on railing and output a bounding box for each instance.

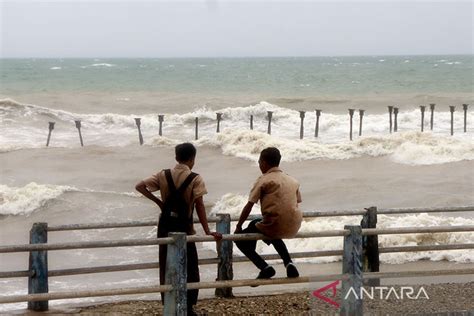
[207,231,222,241]
[234,224,243,234]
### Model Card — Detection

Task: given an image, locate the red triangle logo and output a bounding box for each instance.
[312,280,340,308]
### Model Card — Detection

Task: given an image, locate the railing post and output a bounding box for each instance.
[135,118,144,145]
[315,109,321,138]
[388,106,393,133]
[358,109,364,136]
[429,103,435,130]
[28,223,48,311]
[46,122,55,147]
[420,106,426,132]
[393,107,399,132]
[216,113,222,133]
[74,120,84,147]
[299,111,305,139]
[215,213,233,298]
[341,225,363,316]
[164,232,187,316]
[449,106,455,136]
[250,115,254,130]
[195,117,199,140]
[267,111,273,135]
[463,104,468,133]
[361,207,379,286]
[348,109,355,141]
[158,115,164,136]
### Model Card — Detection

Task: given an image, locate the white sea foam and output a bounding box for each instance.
[205,193,474,264]
[193,129,474,165]
[0,182,140,216]
[50,66,62,70]
[80,63,116,68]
[0,183,74,216]
[90,63,115,67]
[1,99,473,165]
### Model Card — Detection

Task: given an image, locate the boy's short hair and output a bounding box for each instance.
[175,143,197,162]
[260,147,281,167]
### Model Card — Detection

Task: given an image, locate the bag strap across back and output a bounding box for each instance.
[164,169,198,194]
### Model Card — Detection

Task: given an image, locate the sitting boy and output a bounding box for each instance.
[234,147,303,281]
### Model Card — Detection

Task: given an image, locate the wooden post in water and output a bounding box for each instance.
[429,103,435,130]
[349,109,355,141]
[134,118,144,145]
[28,223,48,311]
[361,207,379,286]
[420,106,426,132]
[393,107,399,132]
[463,104,468,133]
[216,113,223,133]
[388,106,393,133]
[315,110,321,138]
[74,120,84,147]
[46,122,55,147]
[299,111,305,139]
[358,110,364,136]
[215,213,233,298]
[158,115,164,136]
[341,225,363,316]
[449,106,455,136]
[195,117,199,140]
[163,232,187,316]
[250,115,254,130]
[267,111,273,135]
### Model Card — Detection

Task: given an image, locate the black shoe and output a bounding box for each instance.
[251,266,276,287]
[286,262,299,278]
[187,307,198,316]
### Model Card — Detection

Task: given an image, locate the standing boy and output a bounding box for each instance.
[135,143,221,315]
[234,147,302,280]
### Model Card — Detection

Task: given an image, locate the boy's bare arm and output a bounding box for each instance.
[135,181,164,210]
[235,202,254,233]
[195,196,222,240]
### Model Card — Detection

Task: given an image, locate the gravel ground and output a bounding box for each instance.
[74,282,474,315]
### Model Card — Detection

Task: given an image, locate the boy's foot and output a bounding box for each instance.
[286,262,299,278]
[251,266,276,287]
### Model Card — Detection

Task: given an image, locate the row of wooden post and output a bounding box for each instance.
[27,208,379,315]
[44,104,469,146]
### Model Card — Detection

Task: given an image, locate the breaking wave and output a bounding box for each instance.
[0,182,140,216]
[1,99,473,165]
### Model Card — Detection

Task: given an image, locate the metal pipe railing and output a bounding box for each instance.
[2,242,473,279]
[46,206,474,231]
[2,226,473,253]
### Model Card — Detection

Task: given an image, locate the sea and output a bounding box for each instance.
[1,56,473,311]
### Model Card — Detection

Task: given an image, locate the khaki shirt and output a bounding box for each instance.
[143,164,207,234]
[249,167,302,239]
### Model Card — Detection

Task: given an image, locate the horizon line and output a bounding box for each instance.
[1,53,473,59]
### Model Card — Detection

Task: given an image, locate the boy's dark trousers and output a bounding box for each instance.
[235,219,293,270]
[158,217,199,308]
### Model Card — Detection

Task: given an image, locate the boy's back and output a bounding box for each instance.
[249,166,303,239]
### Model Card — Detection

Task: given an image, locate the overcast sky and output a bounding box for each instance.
[1,1,472,58]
